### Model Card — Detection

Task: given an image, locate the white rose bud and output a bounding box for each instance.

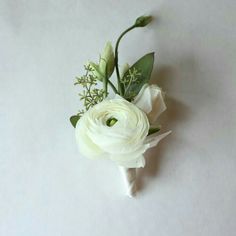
[133,84,166,124]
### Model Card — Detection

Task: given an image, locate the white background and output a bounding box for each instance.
[0,0,236,235]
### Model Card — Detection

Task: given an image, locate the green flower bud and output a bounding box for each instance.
[89,42,115,82]
[101,41,115,78]
[89,62,104,81]
[134,15,152,27]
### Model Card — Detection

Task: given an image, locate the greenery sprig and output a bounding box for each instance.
[75,64,105,110]
[70,64,106,128]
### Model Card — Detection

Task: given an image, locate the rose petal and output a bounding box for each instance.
[148,85,166,124]
[133,84,167,124]
[133,84,152,114]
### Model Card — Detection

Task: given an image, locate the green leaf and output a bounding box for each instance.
[123,52,154,99]
[148,126,161,136]
[70,115,80,128]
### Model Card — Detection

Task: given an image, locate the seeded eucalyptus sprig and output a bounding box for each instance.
[70,64,106,128]
[122,52,154,100]
[75,64,105,109]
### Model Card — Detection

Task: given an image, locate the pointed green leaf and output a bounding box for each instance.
[70,115,80,128]
[123,52,154,99]
[148,126,161,136]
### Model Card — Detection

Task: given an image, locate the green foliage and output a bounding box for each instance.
[70,64,106,128]
[70,110,84,128]
[121,67,141,98]
[148,126,161,136]
[75,64,106,111]
[122,53,154,100]
[79,87,105,110]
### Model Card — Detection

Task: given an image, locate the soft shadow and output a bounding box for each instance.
[136,66,191,192]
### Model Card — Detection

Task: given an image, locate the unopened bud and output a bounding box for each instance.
[134,15,152,27]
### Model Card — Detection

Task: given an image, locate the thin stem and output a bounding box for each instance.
[114,25,136,96]
[103,66,108,98]
[103,79,108,98]
[108,80,119,94]
[123,77,133,97]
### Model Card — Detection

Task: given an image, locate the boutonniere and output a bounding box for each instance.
[70,15,171,197]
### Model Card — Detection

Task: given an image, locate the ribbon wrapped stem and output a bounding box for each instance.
[119,167,137,197]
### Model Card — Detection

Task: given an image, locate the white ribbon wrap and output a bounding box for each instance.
[119,167,137,197]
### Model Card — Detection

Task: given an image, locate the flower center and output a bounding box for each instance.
[106,117,118,127]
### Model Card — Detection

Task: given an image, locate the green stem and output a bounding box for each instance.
[103,62,118,96]
[114,25,136,96]
[103,66,108,98]
[123,77,133,97]
[103,78,108,98]
[108,80,118,94]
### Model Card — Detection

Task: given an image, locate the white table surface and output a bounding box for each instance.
[0,0,236,235]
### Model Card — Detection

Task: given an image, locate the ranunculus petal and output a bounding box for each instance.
[75,127,105,159]
[75,115,106,159]
[112,131,171,167]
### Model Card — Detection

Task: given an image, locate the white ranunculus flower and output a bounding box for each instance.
[75,95,150,168]
[133,84,166,124]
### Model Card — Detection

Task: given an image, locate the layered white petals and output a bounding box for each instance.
[75,96,150,167]
[133,84,166,124]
